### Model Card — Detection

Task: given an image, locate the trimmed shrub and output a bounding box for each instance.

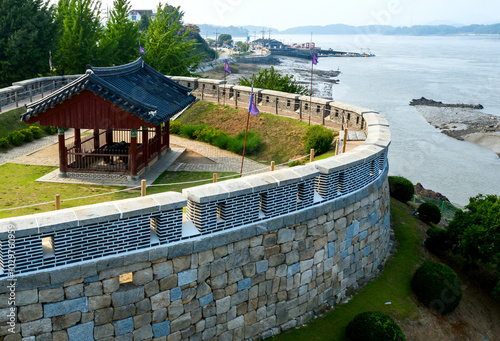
[42,126,57,135]
[227,131,261,155]
[193,126,227,144]
[425,227,449,255]
[29,125,45,139]
[411,261,462,314]
[288,159,306,167]
[169,121,183,135]
[7,131,24,146]
[20,129,34,142]
[302,125,334,156]
[0,137,9,149]
[388,176,414,202]
[180,124,204,139]
[345,311,406,341]
[213,134,231,150]
[418,202,441,224]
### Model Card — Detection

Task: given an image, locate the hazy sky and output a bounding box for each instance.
[94,0,500,30]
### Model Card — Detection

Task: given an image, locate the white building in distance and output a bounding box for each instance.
[128,9,155,23]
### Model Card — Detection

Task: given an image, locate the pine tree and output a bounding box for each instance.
[143,4,201,76]
[100,0,138,66]
[55,0,102,75]
[0,0,57,87]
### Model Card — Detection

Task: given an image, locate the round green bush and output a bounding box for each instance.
[213,134,231,150]
[169,121,183,135]
[411,261,462,314]
[388,176,414,202]
[8,131,24,146]
[418,202,441,224]
[21,129,34,142]
[424,227,449,255]
[302,125,334,156]
[29,126,45,139]
[42,126,58,135]
[345,311,405,341]
[0,137,9,149]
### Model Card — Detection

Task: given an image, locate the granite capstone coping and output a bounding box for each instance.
[113,196,162,218]
[72,203,122,227]
[0,214,38,238]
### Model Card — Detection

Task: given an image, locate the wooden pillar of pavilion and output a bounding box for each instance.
[106,129,113,146]
[142,127,149,168]
[74,128,82,167]
[93,129,100,151]
[129,129,138,178]
[155,125,162,158]
[58,128,67,177]
[166,121,170,149]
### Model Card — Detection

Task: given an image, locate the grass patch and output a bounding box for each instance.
[0,107,29,138]
[272,198,424,341]
[0,163,235,219]
[179,101,329,164]
[314,150,336,161]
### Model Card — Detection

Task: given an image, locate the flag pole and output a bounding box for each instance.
[240,111,251,177]
[223,68,226,106]
[308,33,314,126]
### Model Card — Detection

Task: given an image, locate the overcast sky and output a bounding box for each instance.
[93,0,500,30]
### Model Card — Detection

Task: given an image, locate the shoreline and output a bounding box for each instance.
[414,106,500,156]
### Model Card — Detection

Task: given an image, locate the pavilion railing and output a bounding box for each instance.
[66,148,129,173]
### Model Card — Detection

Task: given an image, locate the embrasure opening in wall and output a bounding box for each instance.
[216,203,226,222]
[42,236,55,259]
[150,216,160,246]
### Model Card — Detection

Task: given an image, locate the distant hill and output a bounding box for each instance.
[196,23,500,37]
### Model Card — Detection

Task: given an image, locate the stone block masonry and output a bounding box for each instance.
[0,77,391,340]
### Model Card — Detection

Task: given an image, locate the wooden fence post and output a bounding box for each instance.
[55,195,61,210]
[141,180,147,197]
[271,161,275,171]
[310,149,315,163]
[213,173,217,183]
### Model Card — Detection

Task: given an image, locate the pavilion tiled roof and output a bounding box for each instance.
[23,57,196,126]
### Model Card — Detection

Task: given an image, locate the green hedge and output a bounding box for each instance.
[0,137,9,150]
[388,176,414,202]
[170,122,261,156]
[425,227,449,255]
[345,311,406,341]
[7,131,24,146]
[411,261,462,314]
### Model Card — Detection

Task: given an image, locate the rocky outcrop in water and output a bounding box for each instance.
[410,97,483,110]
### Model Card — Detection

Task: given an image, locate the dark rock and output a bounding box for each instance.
[410,97,483,109]
[414,183,450,202]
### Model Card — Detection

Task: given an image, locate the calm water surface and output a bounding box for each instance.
[272,34,500,205]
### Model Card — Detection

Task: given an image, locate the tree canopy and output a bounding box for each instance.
[100,0,139,66]
[55,0,102,75]
[142,4,202,76]
[447,194,500,270]
[239,67,308,95]
[0,0,57,87]
[217,33,232,46]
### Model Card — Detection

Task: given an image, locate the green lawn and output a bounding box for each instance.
[272,198,424,341]
[0,163,235,219]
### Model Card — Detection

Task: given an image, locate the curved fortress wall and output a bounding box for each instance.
[0,77,391,340]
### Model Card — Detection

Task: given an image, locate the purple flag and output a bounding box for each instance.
[312,52,318,65]
[225,59,231,74]
[49,51,53,70]
[139,44,146,54]
[249,87,259,116]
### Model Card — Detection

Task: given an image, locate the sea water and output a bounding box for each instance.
[271,34,500,205]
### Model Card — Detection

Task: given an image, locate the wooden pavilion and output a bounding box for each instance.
[22,57,196,179]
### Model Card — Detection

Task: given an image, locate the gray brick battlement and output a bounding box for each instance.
[0,75,392,341]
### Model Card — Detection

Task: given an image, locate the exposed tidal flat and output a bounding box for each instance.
[223,34,500,205]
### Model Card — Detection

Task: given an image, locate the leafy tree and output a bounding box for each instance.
[447,194,500,269]
[100,0,139,66]
[138,12,150,32]
[143,4,201,76]
[235,41,249,52]
[0,0,57,87]
[217,33,232,46]
[179,24,216,62]
[239,66,308,95]
[55,0,102,75]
